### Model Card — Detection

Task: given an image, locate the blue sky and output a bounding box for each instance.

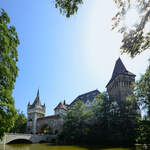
[1,0,150,116]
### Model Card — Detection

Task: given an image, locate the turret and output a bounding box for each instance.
[27,89,46,134]
[54,102,67,116]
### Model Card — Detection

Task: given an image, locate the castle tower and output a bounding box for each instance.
[27,89,45,134]
[106,58,136,101]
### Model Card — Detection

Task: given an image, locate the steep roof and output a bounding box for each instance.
[70,89,100,106]
[106,58,135,87]
[54,102,67,111]
[29,89,43,109]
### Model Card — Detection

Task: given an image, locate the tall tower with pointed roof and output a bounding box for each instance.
[27,89,45,134]
[106,58,136,101]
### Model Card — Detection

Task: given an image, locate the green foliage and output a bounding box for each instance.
[92,93,138,146]
[113,0,150,57]
[136,61,150,117]
[55,0,83,18]
[136,120,150,144]
[126,61,150,144]
[57,100,94,144]
[54,0,150,57]
[0,9,19,139]
[10,111,27,133]
[58,92,139,146]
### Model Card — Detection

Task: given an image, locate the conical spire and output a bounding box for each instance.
[106,58,135,87]
[111,58,127,80]
[30,89,42,108]
[36,89,41,106]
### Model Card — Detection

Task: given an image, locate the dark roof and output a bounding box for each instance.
[37,115,60,121]
[29,89,44,109]
[106,58,135,87]
[54,102,67,111]
[70,89,100,106]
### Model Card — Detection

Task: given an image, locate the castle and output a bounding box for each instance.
[27,58,135,134]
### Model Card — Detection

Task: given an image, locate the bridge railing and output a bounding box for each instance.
[6,133,32,136]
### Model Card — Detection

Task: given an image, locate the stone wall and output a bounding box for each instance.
[37,116,64,134]
[107,74,135,101]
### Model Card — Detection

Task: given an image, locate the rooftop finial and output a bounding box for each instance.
[37,88,39,98]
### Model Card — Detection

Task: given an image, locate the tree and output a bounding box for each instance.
[92,92,139,146]
[89,93,118,145]
[55,0,83,18]
[136,61,150,118]
[112,0,150,57]
[57,100,94,144]
[0,9,19,139]
[55,0,150,57]
[10,111,27,133]
[115,95,139,146]
[136,119,150,144]
[58,92,139,146]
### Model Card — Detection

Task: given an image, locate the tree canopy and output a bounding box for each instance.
[135,60,150,118]
[55,0,83,18]
[58,93,139,146]
[57,100,94,144]
[0,9,19,139]
[113,0,150,57]
[55,0,150,58]
[10,110,27,133]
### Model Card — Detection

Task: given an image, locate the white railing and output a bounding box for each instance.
[6,133,32,136]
